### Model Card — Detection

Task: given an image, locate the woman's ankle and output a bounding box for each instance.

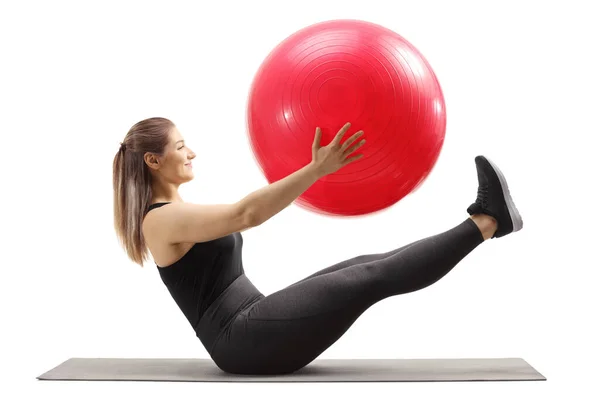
[470,214,498,240]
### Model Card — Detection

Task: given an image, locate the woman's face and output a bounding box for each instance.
[154,127,196,184]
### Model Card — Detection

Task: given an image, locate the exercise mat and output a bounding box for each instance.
[37,357,545,382]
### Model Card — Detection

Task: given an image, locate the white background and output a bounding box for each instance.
[2,0,598,398]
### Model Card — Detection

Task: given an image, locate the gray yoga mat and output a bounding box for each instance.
[37,357,545,382]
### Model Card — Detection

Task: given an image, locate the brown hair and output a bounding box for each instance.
[113,117,174,266]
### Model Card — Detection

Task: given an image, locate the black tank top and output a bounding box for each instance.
[146,202,245,333]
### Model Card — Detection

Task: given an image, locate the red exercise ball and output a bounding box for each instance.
[246,19,446,216]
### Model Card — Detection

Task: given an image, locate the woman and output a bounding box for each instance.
[113,117,522,375]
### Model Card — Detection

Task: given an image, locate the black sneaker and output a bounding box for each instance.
[467,155,523,238]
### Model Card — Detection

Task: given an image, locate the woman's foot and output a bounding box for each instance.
[467,155,523,238]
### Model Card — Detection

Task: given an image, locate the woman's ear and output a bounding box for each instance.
[144,152,161,170]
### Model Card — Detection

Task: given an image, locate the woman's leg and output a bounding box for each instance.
[212,155,522,375]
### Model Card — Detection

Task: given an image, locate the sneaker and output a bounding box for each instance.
[467,155,523,238]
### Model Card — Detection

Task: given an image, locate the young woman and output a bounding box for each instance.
[113,117,522,375]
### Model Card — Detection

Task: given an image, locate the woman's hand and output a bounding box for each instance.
[311,122,366,177]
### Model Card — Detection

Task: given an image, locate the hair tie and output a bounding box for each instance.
[119,142,126,152]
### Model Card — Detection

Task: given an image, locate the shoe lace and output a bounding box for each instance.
[476,183,489,208]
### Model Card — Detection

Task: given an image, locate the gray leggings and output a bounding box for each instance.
[196,218,484,375]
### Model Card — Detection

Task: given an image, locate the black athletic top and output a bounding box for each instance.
[146,202,245,332]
